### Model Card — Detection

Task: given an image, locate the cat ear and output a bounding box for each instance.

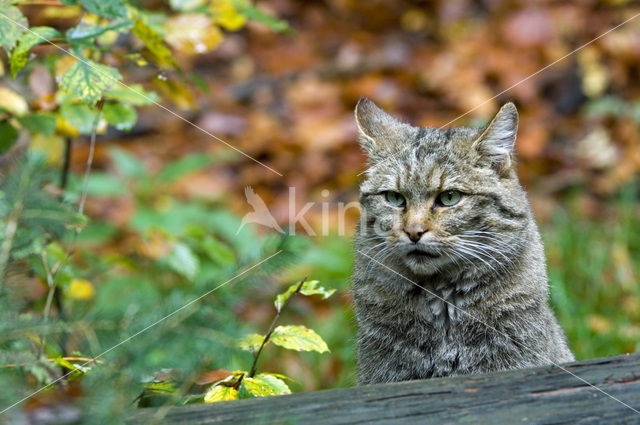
[473,102,518,172]
[355,97,412,161]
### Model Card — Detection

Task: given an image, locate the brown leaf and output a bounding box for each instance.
[194,368,233,385]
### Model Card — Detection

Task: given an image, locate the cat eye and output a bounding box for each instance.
[437,190,462,207]
[384,191,406,207]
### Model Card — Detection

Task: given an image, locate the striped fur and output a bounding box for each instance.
[352,98,574,384]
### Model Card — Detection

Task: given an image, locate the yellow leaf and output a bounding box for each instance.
[204,385,238,403]
[164,14,223,55]
[67,278,95,300]
[270,325,329,353]
[153,75,197,110]
[211,1,246,31]
[55,114,79,137]
[29,133,65,164]
[243,374,291,397]
[0,86,28,116]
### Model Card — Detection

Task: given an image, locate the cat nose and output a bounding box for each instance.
[404,223,426,242]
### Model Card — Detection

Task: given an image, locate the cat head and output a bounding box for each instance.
[355,98,531,277]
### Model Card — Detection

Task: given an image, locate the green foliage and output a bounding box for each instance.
[204,277,333,403]
[0,0,289,143]
[102,102,137,131]
[60,60,123,106]
[0,121,19,153]
[545,185,640,359]
[0,3,27,51]
[10,27,62,78]
[76,0,128,19]
[0,145,322,420]
[275,279,335,312]
[16,113,57,136]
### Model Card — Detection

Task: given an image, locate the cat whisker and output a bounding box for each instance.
[458,242,514,274]
[363,240,389,255]
[456,239,515,267]
[453,245,499,275]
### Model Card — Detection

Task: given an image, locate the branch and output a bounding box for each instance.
[247,275,308,378]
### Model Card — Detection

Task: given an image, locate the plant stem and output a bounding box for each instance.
[248,275,308,378]
[78,100,103,216]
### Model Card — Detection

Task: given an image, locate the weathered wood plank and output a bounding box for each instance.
[129,353,640,425]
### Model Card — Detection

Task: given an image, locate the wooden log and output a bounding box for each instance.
[128,353,640,424]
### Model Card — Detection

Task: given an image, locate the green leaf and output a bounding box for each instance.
[17,113,57,136]
[204,384,239,403]
[200,236,235,266]
[231,0,291,33]
[274,280,335,312]
[79,0,127,19]
[0,121,19,154]
[108,147,146,178]
[242,374,291,397]
[237,382,254,399]
[238,333,264,352]
[103,102,137,131]
[167,242,199,280]
[67,18,132,43]
[59,102,99,135]
[10,26,62,78]
[142,380,177,395]
[104,84,159,106]
[270,325,329,353]
[157,153,214,182]
[60,59,122,105]
[0,3,28,52]
[132,19,177,69]
[80,172,127,197]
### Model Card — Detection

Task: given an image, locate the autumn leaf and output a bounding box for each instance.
[270,325,329,353]
[204,384,239,403]
[0,86,28,116]
[132,19,177,69]
[67,278,95,300]
[242,373,291,397]
[211,0,246,31]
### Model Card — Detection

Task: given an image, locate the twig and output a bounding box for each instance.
[78,100,103,216]
[248,275,308,378]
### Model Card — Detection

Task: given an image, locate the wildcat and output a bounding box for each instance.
[352,98,574,384]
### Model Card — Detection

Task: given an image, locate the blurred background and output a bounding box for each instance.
[1,0,640,422]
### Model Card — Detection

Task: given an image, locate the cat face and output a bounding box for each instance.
[355,98,531,277]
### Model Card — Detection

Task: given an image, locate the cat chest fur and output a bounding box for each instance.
[355,282,477,381]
